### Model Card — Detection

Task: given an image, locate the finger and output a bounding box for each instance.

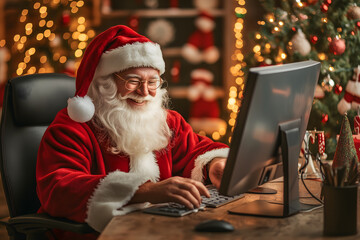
[179,182,203,204]
[170,190,199,209]
[191,180,210,198]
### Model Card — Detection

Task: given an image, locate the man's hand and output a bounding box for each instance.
[130,176,210,209]
[208,157,227,189]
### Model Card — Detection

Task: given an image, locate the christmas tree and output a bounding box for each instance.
[244,0,360,158]
[5,0,95,79]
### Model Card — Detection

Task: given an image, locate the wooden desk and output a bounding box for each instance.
[98,180,360,240]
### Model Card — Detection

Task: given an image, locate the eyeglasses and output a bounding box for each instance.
[113,73,164,91]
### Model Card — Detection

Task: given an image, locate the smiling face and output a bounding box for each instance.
[114,67,161,108]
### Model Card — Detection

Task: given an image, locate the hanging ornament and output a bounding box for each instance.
[317,131,327,160]
[314,84,325,99]
[146,19,175,47]
[128,15,140,32]
[329,37,346,55]
[334,84,343,95]
[322,114,329,124]
[347,5,360,20]
[289,29,311,56]
[310,35,318,44]
[61,10,71,26]
[171,60,181,83]
[338,66,360,115]
[321,74,335,92]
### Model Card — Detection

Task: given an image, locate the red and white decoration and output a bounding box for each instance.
[181,11,219,64]
[338,66,360,115]
[146,18,175,47]
[187,68,226,134]
[289,29,311,56]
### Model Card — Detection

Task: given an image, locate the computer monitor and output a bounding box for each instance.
[219,60,321,217]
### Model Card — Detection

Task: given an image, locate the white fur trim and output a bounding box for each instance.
[195,16,215,32]
[129,152,160,182]
[191,148,229,182]
[86,152,159,232]
[67,95,95,123]
[337,98,351,115]
[85,171,147,232]
[203,46,219,64]
[191,69,214,82]
[345,80,360,97]
[93,42,165,79]
[181,44,203,64]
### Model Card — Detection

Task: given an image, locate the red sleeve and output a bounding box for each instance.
[36,111,105,223]
[167,110,229,181]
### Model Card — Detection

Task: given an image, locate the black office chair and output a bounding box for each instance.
[0,73,94,240]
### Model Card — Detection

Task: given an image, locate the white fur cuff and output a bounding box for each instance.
[191,148,230,182]
[85,171,147,232]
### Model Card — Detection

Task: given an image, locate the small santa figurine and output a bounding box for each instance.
[181,11,220,64]
[338,66,360,115]
[187,68,226,134]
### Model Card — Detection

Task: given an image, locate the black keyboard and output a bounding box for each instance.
[143,202,206,217]
[143,185,244,217]
[202,185,244,208]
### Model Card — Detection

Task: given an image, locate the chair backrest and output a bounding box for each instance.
[0,73,75,218]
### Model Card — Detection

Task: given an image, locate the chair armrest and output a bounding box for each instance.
[8,213,95,234]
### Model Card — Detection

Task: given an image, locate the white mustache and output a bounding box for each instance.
[119,94,154,102]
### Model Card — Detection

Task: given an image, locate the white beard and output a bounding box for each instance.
[88,76,172,156]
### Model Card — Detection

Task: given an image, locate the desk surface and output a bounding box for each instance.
[98,179,360,240]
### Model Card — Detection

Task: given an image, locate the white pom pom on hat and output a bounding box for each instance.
[67,25,165,123]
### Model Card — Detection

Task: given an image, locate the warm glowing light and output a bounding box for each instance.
[47,20,54,28]
[212,132,220,140]
[40,55,47,63]
[39,20,46,27]
[22,9,28,15]
[77,25,86,32]
[77,1,85,7]
[75,49,83,58]
[329,66,335,72]
[33,2,40,9]
[71,7,79,13]
[25,23,33,31]
[36,33,44,41]
[0,40,5,47]
[78,17,86,24]
[59,56,67,63]
[318,53,326,60]
[28,47,36,55]
[39,6,47,14]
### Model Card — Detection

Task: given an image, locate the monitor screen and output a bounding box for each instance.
[219,60,321,216]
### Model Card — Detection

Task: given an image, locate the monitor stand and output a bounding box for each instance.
[229,119,305,218]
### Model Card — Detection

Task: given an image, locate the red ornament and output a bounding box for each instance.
[322,114,329,124]
[323,0,331,5]
[61,11,71,26]
[334,84,343,95]
[329,38,346,55]
[321,4,329,13]
[311,35,318,44]
[357,21,360,28]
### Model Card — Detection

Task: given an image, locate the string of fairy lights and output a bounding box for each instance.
[12,0,95,76]
[227,0,246,143]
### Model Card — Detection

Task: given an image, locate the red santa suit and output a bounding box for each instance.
[36,25,229,240]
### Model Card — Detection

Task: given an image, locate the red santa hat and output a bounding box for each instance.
[67,25,165,123]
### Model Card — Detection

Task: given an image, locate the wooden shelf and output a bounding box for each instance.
[102,8,225,18]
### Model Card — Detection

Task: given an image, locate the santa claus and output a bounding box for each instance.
[36,25,229,239]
